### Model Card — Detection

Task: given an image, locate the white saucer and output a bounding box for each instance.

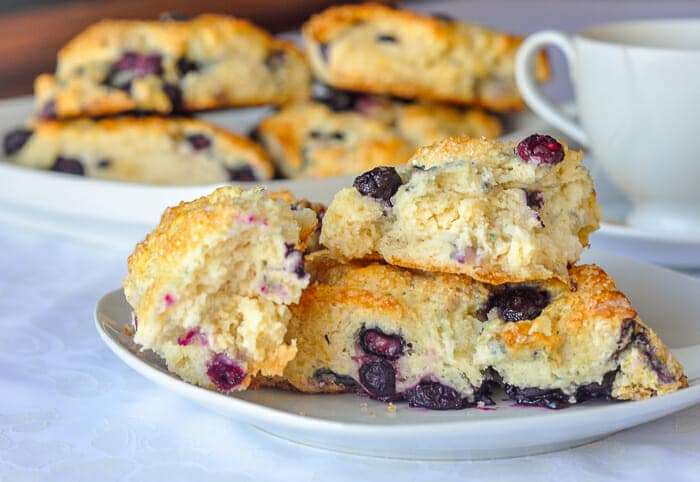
[2,96,699,267]
[95,250,700,460]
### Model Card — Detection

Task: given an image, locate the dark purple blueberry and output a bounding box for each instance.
[575,370,617,402]
[516,134,565,166]
[504,384,571,409]
[353,167,403,205]
[474,367,502,405]
[631,330,676,384]
[39,100,56,120]
[264,49,287,71]
[359,328,404,360]
[430,12,455,21]
[159,11,190,21]
[615,318,637,354]
[177,57,200,77]
[284,243,306,278]
[227,165,257,182]
[248,126,261,143]
[186,133,211,151]
[313,368,358,388]
[105,52,164,89]
[206,353,246,391]
[312,83,359,112]
[319,43,330,63]
[525,190,544,209]
[479,285,550,322]
[376,34,398,43]
[50,157,84,176]
[97,159,111,169]
[403,381,470,410]
[358,360,396,400]
[162,83,183,112]
[3,128,33,155]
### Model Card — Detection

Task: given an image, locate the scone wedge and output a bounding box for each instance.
[266,252,687,409]
[303,3,548,110]
[321,135,601,285]
[123,187,317,391]
[35,14,310,119]
[3,117,273,184]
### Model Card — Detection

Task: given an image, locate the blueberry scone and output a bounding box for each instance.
[2,117,273,184]
[123,187,318,391]
[266,252,687,409]
[256,93,502,178]
[35,14,310,119]
[256,101,412,178]
[303,4,549,110]
[266,251,493,409]
[475,264,687,408]
[321,135,601,285]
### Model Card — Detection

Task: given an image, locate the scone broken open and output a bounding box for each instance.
[321,135,602,285]
[123,186,317,391]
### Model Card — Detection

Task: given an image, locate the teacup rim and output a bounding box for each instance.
[576,18,700,53]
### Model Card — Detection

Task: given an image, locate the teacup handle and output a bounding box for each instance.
[515,31,589,146]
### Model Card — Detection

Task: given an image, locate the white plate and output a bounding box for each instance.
[95,250,700,460]
[2,96,699,267]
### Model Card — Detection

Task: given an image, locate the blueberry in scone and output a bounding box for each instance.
[303,4,549,110]
[2,117,274,185]
[34,14,310,119]
[123,187,319,391]
[321,135,602,285]
[264,252,687,409]
[475,264,688,407]
[267,251,494,409]
[256,89,502,178]
[256,101,412,179]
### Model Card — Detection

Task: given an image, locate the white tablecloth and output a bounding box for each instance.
[1,221,699,481]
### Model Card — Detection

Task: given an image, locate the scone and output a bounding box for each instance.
[312,84,503,145]
[2,117,274,185]
[256,93,502,178]
[268,251,493,409]
[256,101,412,178]
[267,252,687,409]
[303,4,549,110]
[475,264,687,408]
[321,135,601,285]
[123,187,318,391]
[35,14,310,119]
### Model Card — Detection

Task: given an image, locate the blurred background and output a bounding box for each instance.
[2,0,700,100]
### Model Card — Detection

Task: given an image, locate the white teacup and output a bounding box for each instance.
[516,19,700,236]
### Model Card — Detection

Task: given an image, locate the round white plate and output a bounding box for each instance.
[95,250,700,460]
[2,96,699,266]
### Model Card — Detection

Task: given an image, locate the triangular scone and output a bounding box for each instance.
[267,251,686,409]
[123,186,317,391]
[35,14,310,120]
[321,135,602,285]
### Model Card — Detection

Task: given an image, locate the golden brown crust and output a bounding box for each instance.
[303,4,549,110]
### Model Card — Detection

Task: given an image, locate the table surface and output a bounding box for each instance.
[2,1,700,480]
[2,226,700,482]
